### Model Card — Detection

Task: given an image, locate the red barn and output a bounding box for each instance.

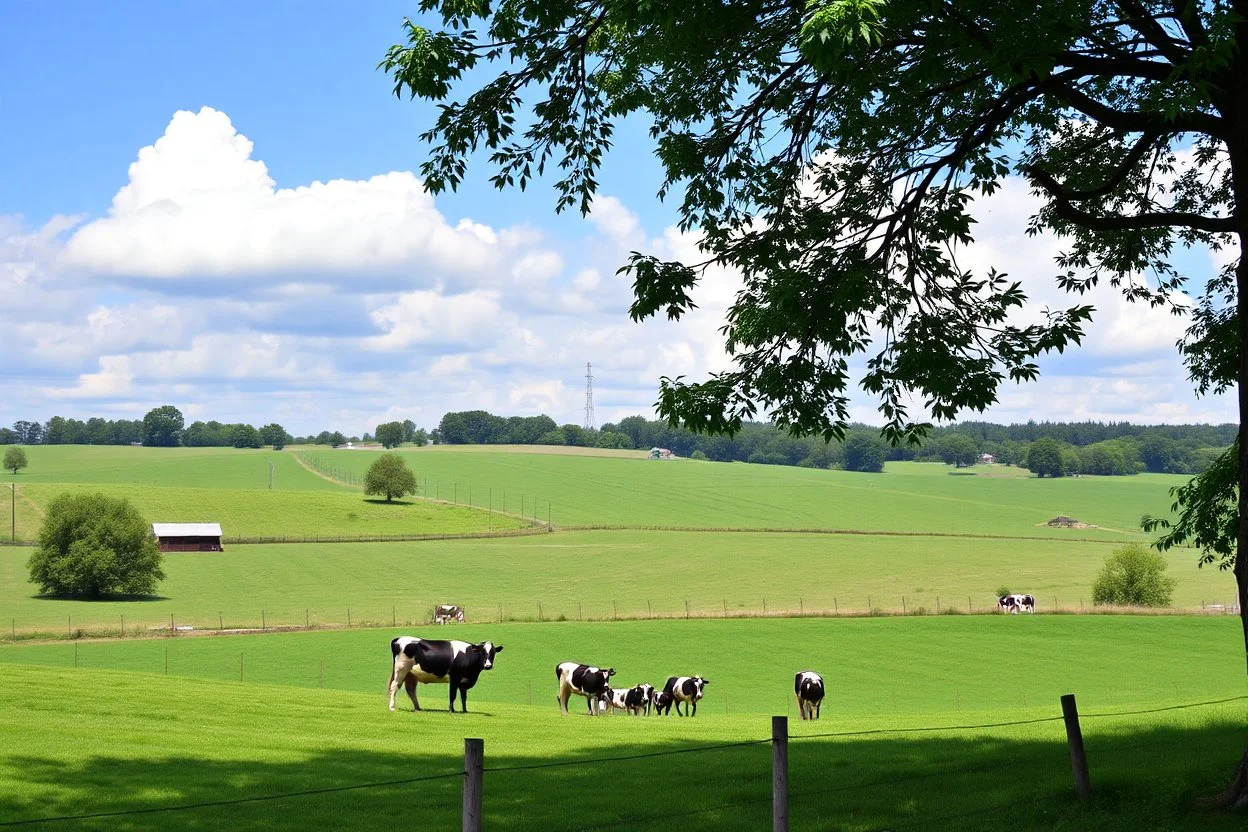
[152,523,224,552]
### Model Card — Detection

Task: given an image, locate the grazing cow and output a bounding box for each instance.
[625,683,656,716]
[794,671,825,721]
[387,636,502,713]
[663,676,710,717]
[998,594,1034,614]
[652,690,675,716]
[556,662,616,716]
[433,604,465,624]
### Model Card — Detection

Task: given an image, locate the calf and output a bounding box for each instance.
[433,604,465,624]
[794,671,825,721]
[1018,594,1035,613]
[652,690,675,716]
[663,676,710,717]
[556,662,616,716]
[625,683,656,716]
[387,636,502,713]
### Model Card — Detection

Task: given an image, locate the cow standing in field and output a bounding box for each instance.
[387,636,503,713]
[433,605,465,624]
[794,671,825,720]
[998,594,1034,614]
[663,676,709,717]
[652,690,675,716]
[556,662,616,716]
[625,683,656,716]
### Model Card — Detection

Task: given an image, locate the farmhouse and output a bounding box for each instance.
[152,522,224,552]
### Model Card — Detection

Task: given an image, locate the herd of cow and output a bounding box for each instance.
[385,636,828,719]
[387,595,1033,718]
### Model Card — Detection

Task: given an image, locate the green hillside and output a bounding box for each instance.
[1,530,1236,635]
[302,447,1184,537]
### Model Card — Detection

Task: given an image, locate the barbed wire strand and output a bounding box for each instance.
[0,770,463,827]
[789,714,1066,741]
[1081,694,1248,719]
[483,737,772,773]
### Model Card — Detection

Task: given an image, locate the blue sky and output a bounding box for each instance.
[0,2,1235,435]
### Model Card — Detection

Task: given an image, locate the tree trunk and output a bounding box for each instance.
[1220,244,1248,809]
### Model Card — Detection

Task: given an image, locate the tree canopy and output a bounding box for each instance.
[142,406,184,447]
[939,433,979,468]
[363,453,418,502]
[4,446,27,475]
[375,421,406,449]
[27,493,165,598]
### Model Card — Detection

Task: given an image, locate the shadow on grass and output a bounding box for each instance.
[1,719,1245,831]
[362,499,416,506]
[29,593,170,602]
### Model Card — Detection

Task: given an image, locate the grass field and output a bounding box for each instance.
[301,447,1186,537]
[1,530,1238,635]
[1,446,522,541]
[2,617,1245,830]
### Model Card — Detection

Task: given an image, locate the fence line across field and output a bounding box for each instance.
[3,692,1227,830]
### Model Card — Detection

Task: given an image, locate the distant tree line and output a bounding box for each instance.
[3,406,1232,477]
[432,411,1232,476]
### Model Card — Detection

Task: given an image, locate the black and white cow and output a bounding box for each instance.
[625,683,656,716]
[433,604,465,624]
[663,676,709,717]
[387,636,502,713]
[794,671,825,721]
[998,594,1035,614]
[556,662,616,716]
[652,690,675,716]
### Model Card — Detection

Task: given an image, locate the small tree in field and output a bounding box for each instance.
[939,434,979,468]
[27,493,164,598]
[363,453,417,502]
[4,446,28,475]
[1026,439,1065,478]
[1092,544,1176,608]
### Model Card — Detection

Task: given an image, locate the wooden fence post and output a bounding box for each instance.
[464,737,484,832]
[772,715,788,832]
[1061,693,1092,800]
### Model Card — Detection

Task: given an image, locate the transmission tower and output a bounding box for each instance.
[584,362,596,431]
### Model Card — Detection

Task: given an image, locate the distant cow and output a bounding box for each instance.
[387,636,502,713]
[626,683,656,716]
[663,676,710,717]
[794,671,825,721]
[998,594,1034,614]
[433,604,465,624]
[653,690,675,716]
[556,662,616,716]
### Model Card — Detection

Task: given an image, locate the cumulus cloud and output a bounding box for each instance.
[61,107,528,284]
[2,105,1235,434]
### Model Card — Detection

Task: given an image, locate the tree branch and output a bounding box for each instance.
[1026,165,1237,232]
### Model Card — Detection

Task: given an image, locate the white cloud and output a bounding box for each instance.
[61,107,529,284]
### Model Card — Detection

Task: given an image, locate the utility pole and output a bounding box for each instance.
[583,362,596,431]
[10,484,14,542]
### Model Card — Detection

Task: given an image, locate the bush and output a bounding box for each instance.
[690,450,708,461]
[995,585,1011,598]
[27,493,165,597]
[363,454,418,502]
[1091,543,1176,607]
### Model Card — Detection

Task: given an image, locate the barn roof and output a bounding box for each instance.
[152,523,223,537]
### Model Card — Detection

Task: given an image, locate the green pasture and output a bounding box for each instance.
[2,617,1246,830]
[9,483,525,542]
[5,445,333,489]
[302,447,1185,537]
[1,530,1237,635]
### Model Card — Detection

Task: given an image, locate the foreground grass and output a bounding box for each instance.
[2,619,1246,830]
[3,617,1244,715]
[1,530,1236,634]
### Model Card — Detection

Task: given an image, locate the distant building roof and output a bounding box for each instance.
[152,523,223,537]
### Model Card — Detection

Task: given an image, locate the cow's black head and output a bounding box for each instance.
[476,641,503,670]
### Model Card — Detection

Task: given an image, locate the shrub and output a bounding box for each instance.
[27,493,165,598]
[1091,543,1176,607]
[995,585,1011,598]
[690,450,708,461]
[363,454,418,502]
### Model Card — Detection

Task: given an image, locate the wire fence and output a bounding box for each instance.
[5,591,1241,642]
[2,693,1243,829]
